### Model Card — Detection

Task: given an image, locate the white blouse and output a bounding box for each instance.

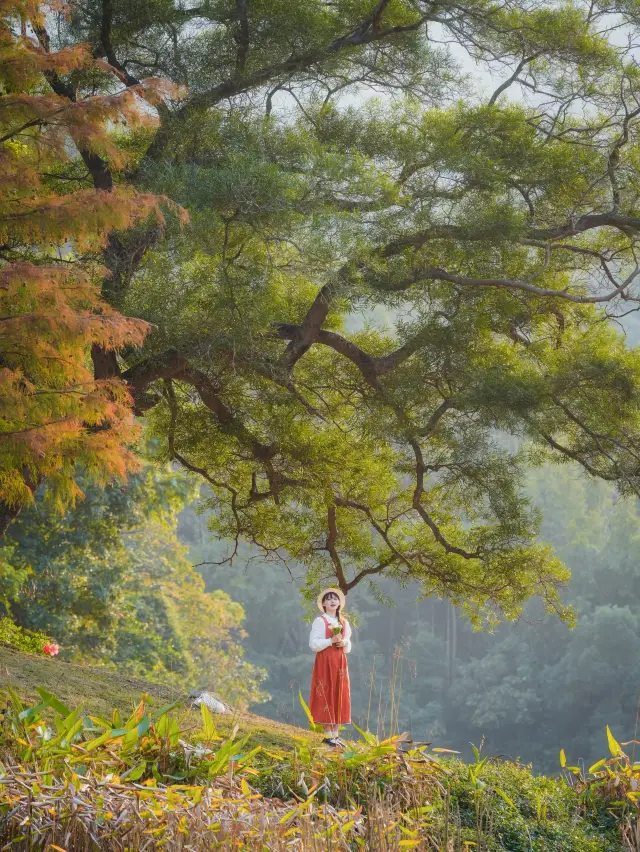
[309,614,352,654]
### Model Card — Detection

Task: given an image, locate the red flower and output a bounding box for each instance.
[43,643,59,657]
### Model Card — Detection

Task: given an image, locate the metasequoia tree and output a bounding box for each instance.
[25,0,640,623]
[0,0,177,533]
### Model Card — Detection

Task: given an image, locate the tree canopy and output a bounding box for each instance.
[9,0,640,622]
[0,0,183,533]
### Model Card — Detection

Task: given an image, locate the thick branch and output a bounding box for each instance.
[274,323,379,385]
[234,0,250,75]
[343,558,395,591]
[97,0,142,86]
[273,322,434,385]
[123,349,275,463]
[529,213,640,241]
[409,438,481,560]
[335,495,413,571]
[146,3,428,160]
[279,281,340,372]
[326,505,349,593]
[368,262,640,304]
[487,51,544,107]
[416,398,455,437]
[527,421,618,480]
[380,216,640,259]
[191,3,420,111]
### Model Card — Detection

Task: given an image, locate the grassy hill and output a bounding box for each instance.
[0,644,315,751]
[0,645,630,851]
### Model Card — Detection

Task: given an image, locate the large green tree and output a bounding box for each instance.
[23,0,640,622]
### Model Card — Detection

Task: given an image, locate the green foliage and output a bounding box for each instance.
[298,690,324,734]
[0,618,48,655]
[0,684,625,850]
[0,463,267,708]
[0,642,307,753]
[561,727,640,845]
[0,684,250,785]
[33,0,640,624]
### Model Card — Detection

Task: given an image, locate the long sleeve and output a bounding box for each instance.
[309,616,332,652]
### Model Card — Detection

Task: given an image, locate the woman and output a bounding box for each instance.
[309,587,352,747]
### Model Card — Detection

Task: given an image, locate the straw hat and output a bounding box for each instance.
[317,587,346,613]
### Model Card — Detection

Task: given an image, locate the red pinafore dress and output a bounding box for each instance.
[309,616,351,725]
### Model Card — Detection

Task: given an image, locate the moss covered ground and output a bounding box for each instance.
[0,644,316,752]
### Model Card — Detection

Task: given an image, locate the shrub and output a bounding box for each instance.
[0,618,50,655]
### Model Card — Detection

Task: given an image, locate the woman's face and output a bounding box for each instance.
[323,593,340,613]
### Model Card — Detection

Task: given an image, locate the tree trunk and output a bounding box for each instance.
[0,501,22,538]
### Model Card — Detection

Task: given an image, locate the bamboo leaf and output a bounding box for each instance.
[35,688,71,718]
[352,722,377,746]
[200,702,217,742]
[494,787,516,809]
[607,725,623,757]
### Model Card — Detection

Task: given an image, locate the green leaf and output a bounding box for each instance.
[6,684,24,713]
[136,715,151,738]
[155,714,169,738]
[150,698,183,723]
[559,749,566,768]
[494,787,516,809]
[122,762,146,781]
[352,723,377,746]
[18,700,48,722]
[124,700,145,730]
[237,745,262,766]
[298,691,324,734]
[607,725,623,757]
[35,688,71,718]
[122,727,139,748]
[200,702,217,742]
[84,727,128,751]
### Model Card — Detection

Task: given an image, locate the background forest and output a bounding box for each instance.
[180,457,640,775]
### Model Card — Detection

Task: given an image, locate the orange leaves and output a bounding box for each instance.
[0,260,148,509]
[0,0,182,520]
[0,188,173,252]
[0,1,90,90]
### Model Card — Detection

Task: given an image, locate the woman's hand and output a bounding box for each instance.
[336,640,346,648]
[331,634,342,645]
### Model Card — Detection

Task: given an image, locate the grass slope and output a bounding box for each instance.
[0,645,316,751]
[0,647,628,850]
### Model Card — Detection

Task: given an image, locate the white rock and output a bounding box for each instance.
[190,691,229,714]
